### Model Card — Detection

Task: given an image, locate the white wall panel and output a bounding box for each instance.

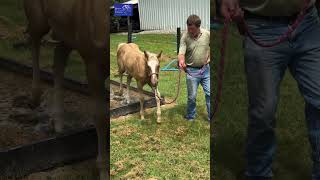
[138,0,210,31]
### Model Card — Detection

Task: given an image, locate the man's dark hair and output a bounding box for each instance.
[187,14,201,28]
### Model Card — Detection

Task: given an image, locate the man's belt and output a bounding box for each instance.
[244,5,314,23]
[187,63,208,69]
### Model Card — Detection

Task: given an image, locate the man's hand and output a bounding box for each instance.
[220,0,243,21]
[206,55,210,64]
[179,59,186,69]
[178,54,186,69]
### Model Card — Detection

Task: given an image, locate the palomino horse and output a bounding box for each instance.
[117,43,162,123]
[23,0,108,179]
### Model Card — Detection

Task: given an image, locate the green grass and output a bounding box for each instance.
[110,33,210,179]
[212,25,311,180]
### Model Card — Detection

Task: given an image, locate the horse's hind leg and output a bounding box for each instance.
[117,62,126,96]
[85,59,107,180]
[24,0,50,107]
[119,72,124,95]
[52,43,71,132]
[30,39,42,107]
[125,75,132,104]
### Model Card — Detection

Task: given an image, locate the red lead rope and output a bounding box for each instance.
[210,18,230,121]
[242,0,310,47]
[210,0,310,121]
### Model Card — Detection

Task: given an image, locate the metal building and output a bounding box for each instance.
[138,0,210,31]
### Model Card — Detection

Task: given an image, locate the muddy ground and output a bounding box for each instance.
[0,69,98,179]
[110,83,153,110]
[0,69,93,148]
[0,68,156,179]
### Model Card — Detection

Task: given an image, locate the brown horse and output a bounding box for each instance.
[23,0,108,179]
[117,43,162,123]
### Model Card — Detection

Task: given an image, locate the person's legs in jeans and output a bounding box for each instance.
[289,7,320,179]
[244,17,291,179]
[186,68,201,120]
[200,65,210,120]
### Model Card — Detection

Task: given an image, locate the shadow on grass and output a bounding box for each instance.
[214,115,312,180]
[214,125,311,180]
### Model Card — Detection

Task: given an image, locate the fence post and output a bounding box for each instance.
[177,27,181,55]
[128,16,132,43]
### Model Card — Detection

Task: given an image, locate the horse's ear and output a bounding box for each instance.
[144,50,149,60]
[157,51,162,59]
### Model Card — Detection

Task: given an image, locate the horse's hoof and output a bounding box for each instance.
[114,91,123,96]
[120,99,129,105]
[54,125,64,133]
[124,97,130,104]
[53,119,64,133]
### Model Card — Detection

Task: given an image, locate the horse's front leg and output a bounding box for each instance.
[52,43,71,132]
[137,82,144,120]
[30,38,43,107]
[155,87,161,123]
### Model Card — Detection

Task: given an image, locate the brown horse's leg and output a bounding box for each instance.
[24,0,50,107]
[85,60,107,180]
[117,62,125,96]
[28,29,49,108]
[52,43,71,132]
[125,75,132,104]
[119,73,123,95]
[155,87,161,123]
[137,82,145,120]
[29,39,42,107]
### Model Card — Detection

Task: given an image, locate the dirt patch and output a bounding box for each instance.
[110,158,129,176]
[138,136,162,153]
[21,159,98,180]
[0,17,10,40]
[111,159,147,179]
[174,126,188,137]
[110,83,153,110]
[0,123,47,148]
[0,16,25,40]
[0,69,99,178]
[0,69,92,149]
[121,161,145,180]
[111,125,137,137]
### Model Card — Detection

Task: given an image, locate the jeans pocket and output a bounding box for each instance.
[246,18,291,41]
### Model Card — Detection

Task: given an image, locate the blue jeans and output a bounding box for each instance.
[185,64,210,120]
[244,6,320,179]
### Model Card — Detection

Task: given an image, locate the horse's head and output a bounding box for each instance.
[144,50,162,87]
